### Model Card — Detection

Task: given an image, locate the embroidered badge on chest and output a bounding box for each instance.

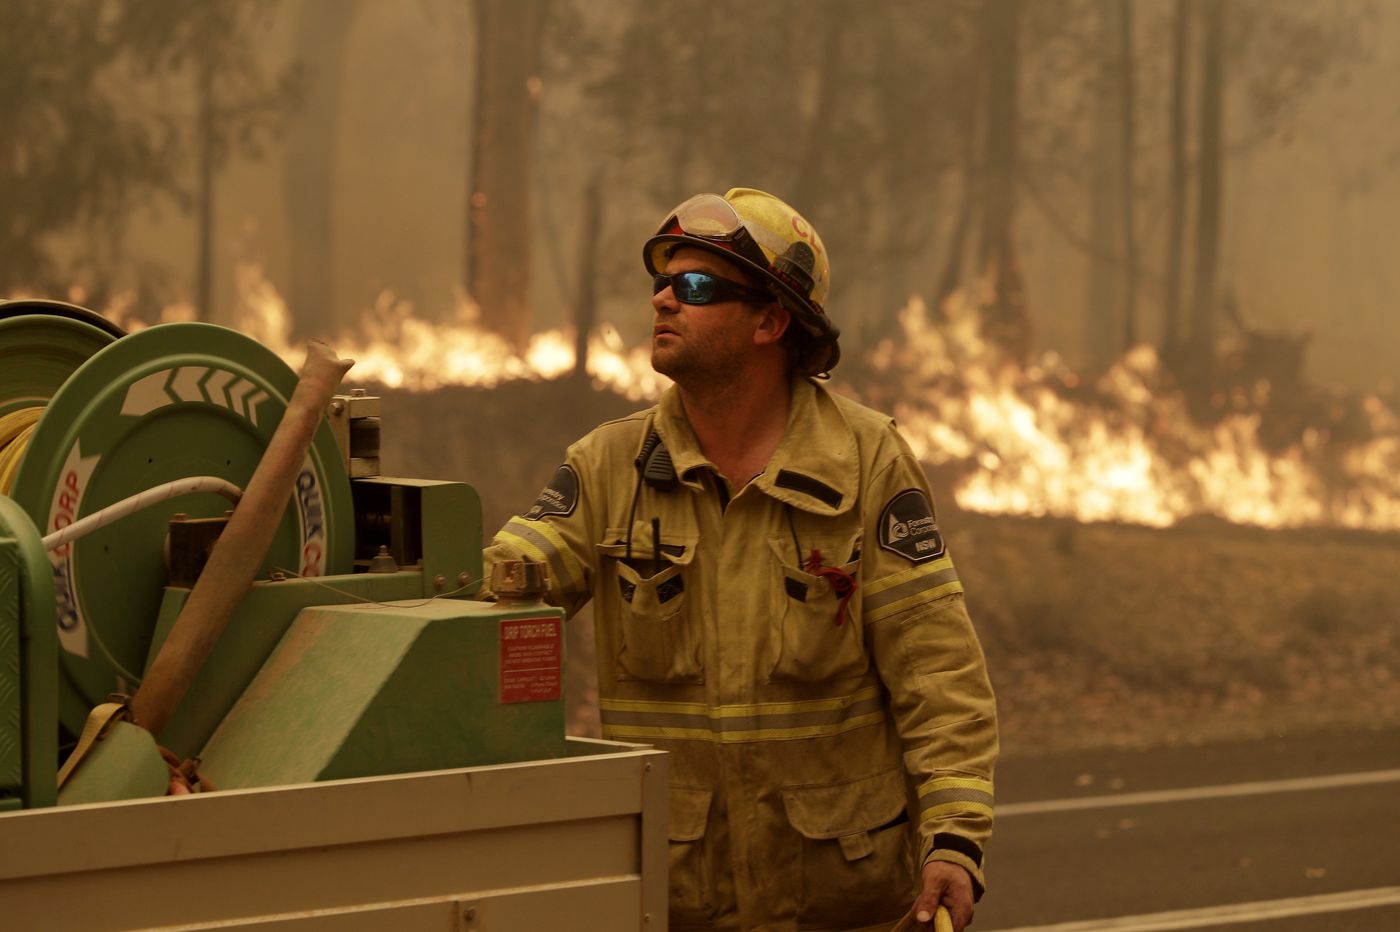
[878,488,946,563]
[525,464,579,520]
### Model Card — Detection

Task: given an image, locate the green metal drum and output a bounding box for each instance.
[8,322,354,733]
[0,494,58,809]
[0,299,124,418]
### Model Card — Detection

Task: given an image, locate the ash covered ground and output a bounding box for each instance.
[376,378,1400,759]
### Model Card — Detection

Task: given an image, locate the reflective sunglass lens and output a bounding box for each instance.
[653,270,766,306]
[675,272,715,303]
[654,272,718,304]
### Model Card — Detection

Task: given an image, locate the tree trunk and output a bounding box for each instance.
[283,0,361,338]
[977,0,1027,362]
[934,74,981,313]
[874,176,923,337]
[934,165,974,313]
[195,34,216,322]
[467,0,547,351]
[1189,0,1225,367]
[790,4,844,212]
[1088,0,1138,369]
[1118,0,1138,350]
[1089,0,1125,372]
[571,174,602,381]
[1162,0,1191,354]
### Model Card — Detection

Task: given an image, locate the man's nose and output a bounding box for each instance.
[652,285,678,314]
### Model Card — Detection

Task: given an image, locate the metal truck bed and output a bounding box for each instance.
[0,738,668,931]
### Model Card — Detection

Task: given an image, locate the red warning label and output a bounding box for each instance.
[499,616,563,704]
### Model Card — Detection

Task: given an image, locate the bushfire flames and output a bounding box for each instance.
[104,265,666,401]
[103,265,1400,532]
[862,294,1400,532]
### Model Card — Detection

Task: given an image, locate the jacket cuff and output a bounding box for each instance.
[922,833,987,901]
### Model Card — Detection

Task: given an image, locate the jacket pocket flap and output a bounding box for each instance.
[767,530,862,574]
[599,527,698,566]
[669,786,713,841]
[781,768,907,840]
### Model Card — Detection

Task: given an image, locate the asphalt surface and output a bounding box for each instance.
[973,727,1400,931]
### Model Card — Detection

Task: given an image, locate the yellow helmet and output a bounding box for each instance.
[643,188,840,375]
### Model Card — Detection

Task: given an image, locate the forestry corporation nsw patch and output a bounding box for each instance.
[524,464,579,520]
[878,488,946,563]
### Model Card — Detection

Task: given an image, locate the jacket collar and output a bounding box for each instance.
[653,378,859,516]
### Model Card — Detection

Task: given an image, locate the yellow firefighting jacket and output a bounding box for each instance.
[482,379,997,931]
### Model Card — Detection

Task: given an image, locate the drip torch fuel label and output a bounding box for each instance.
[499,617,563,704]
[47,440,100,657]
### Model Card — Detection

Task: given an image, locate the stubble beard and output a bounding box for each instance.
[651,339,691,380]
[651,333,743,391]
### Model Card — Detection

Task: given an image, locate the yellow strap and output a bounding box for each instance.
[56,700,131,789]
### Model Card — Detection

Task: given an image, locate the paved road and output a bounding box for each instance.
[975,727,1400,931]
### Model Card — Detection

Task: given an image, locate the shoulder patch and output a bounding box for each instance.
[524,464,578,520]
[878,488,946,563]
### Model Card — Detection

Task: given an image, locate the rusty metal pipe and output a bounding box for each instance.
[131,340,353,736]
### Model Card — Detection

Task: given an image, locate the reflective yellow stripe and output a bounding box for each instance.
[506,518,587,585]
[496,529,562,588]
[600,685,882,718]
[865,558,956,598]
[498,519,587,594]
[602,710,887,744]
[918,775,994,796]
[599,697,710,716]
[917,775,995,815]
[603,702,884,734]
[864,558,963,623]
[599,686,888,744]
[711,685,883,717]
[866,580,963,623]
[919,801,994,823]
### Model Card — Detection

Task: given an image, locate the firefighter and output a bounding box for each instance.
[482,189,997,931]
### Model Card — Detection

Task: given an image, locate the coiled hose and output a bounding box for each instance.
[0,406,42,494]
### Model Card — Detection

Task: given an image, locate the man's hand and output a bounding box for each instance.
[912,860,974,931]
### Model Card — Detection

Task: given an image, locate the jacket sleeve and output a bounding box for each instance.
[860,433,998,897]
[480,446,599,619]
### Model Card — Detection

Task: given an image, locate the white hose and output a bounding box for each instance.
[41,476,244,552]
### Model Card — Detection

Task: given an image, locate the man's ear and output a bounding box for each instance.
[752,301,791,347]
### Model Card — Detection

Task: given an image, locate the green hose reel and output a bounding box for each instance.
[0,299,124,420]
[1,310,354,734]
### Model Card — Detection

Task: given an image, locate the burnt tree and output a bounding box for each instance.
[283,0,361,338]
[466,0,547,350]
[1187,0,1225,378]
[978,0,1028,362]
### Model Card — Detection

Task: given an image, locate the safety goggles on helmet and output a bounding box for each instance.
[655,193,774,271]
[652,271,772,306]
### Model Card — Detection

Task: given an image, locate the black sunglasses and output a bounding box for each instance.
[653,271,771,306]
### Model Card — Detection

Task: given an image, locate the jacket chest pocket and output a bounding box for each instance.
[598,530,702,683]
[767,531,867,682]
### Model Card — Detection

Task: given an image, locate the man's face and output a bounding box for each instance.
[650,247,770,382]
